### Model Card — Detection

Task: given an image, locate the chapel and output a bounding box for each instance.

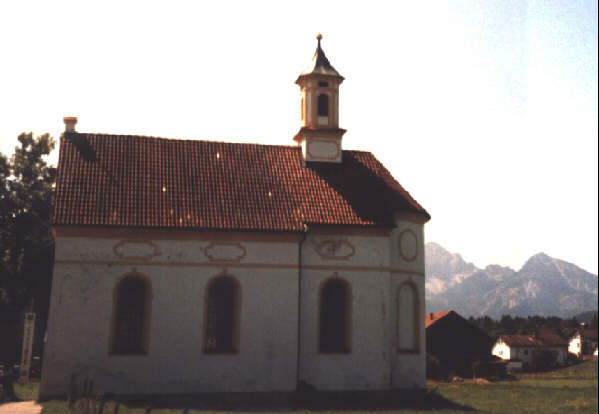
[40,35,430,399]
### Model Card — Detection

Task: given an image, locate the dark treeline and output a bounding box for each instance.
[468,313,599,339]
[0,133,56,364]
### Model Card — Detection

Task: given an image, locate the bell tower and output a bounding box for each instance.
[294,34,346,164]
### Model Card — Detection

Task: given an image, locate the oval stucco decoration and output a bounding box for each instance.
[113,240,160,261]
[314,239,356,260]
[398,229,418,262]
[307,140,340,160]
[204,242,247,262]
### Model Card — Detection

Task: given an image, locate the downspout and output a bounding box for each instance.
[296,223,308,389]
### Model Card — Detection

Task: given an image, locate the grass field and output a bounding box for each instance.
[11,360,598,414]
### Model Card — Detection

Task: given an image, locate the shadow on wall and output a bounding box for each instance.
[71,389,475,413]
[54,373,476,412]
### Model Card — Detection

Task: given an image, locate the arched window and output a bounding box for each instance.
[319,278,351,353]
[317,94,329,117]
[111,275,151,355]
[204,276,240,354]
[397,282,420,353]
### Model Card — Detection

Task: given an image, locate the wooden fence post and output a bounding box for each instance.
[68,374,77,409]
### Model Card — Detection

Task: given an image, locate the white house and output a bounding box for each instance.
[564,327,598,358]
[567,331,583,358]
[492,334,568,370]
[39,35,431,399]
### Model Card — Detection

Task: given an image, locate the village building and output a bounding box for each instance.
[39,35,431,399]
[567,331,583,358]
[492,334,568,370]
[425,311,496,378]
[563,327,598,358]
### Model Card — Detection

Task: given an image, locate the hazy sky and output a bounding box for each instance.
[1,1,597,273]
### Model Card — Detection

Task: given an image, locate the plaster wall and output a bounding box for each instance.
[299,230,422,391]
[389,220,426,389]
[41,226,427,397]
[298,268,391,390]
[569,335,582,357]
[492,341,511,360]
[41,233,300,398]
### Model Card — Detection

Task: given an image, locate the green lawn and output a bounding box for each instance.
[10,360,598,414]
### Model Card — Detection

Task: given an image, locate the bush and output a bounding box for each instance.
[427,353,449,380]
[533,349,558,371]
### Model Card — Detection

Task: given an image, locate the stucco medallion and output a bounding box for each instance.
[204,242,247,262]
[113,240,160,261]
[313,239,355,260]
[398,229,418,262]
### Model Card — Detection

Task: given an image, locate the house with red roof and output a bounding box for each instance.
[425,310,494,378]
[39,35,431,399]
[492,333,568,370]
[563,327,598,358]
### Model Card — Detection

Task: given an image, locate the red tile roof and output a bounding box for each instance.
[581,328,598,341]
[562,327,597,341]
[53,133,430,231]
[497,334,567,348]
[425,310,453,328]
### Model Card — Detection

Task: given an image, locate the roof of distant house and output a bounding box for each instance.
[562,327,598,341]
[425,310,453,328]
[53,133,430,231]
[497,334,567,348]
[581,328,598,341]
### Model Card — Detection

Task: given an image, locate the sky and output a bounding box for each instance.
[1,1,597,274]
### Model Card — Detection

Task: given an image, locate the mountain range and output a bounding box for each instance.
[425,243,598,319]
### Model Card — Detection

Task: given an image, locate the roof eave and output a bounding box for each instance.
[295,72,345,85]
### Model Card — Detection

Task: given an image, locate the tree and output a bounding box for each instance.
[532,349,558,371]
[0,132,56,363]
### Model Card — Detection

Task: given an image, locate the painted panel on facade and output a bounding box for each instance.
[113,240,160,261]
[312,239,356,261]
[204,242,247,262]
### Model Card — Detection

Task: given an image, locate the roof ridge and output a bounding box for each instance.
[65,132,377,154]
[68,132,300,149]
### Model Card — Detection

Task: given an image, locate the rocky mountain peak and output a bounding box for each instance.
[425,244,598,319]
[425,243,478,282]
[526,252,553,265]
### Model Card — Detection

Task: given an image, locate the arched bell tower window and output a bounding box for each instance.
[204,275,241,354]
[110,274,151,355]
[319,277,351,353]
[317,94,329,117]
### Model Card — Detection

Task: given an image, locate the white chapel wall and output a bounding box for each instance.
[298,232,392,391]
[389,218,426,389]
[41,223,428,397]
[40,231,301,398]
